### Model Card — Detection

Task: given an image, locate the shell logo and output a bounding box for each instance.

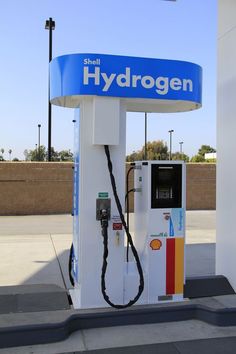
[150,239,162,251]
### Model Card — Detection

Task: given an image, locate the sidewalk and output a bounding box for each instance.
[0,211,220,354]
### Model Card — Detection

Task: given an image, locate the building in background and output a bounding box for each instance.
[205,152,217,160]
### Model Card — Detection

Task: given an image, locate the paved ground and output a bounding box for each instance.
[0,211,219,353]
[0,211,216,288]
[0,210,215,241]
[186,210,216,243]
[0,214,73,235]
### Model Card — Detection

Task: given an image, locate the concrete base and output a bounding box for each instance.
[184,275,235,299]
[0,284,70,314]
[0,278,236,349]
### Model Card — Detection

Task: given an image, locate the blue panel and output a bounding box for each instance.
[72,109,80,283]
[50,53,202,105]
[169,208,184,237]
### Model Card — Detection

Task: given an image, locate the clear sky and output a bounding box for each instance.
[0,0,217,160]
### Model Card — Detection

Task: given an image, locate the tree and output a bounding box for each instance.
[205,157,216,163]
[24,146,46,161]
[198,145,216,158]
[51,147,60,161]
[126,151,142,162]
[8,149,12,161]
[23,149,30,161]
[0,148,4,160]
[190,154,205,162]
[59,149,73,161]
[190,144,216,162]
[126,140,168,162]
[172,152,189,162]
[24,146,73,162]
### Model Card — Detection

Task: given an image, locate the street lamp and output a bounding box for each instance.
[38,124,41,161]
[168,130,174,160]
[45,17,55,162]
[179,141,183,159]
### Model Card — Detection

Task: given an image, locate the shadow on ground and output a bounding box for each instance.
[20,243,216,289]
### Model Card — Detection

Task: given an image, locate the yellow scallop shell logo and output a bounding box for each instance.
[150,239,162,251]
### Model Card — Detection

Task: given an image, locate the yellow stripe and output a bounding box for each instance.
[175,238,184,294]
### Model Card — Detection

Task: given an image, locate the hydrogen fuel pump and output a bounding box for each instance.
[50,52,202,309]
[133,161,186,303]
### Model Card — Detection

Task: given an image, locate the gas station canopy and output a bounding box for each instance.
[50,53,202,113]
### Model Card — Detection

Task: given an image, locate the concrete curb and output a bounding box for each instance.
[1,300,236,348]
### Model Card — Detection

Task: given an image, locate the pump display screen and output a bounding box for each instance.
[151,164,182,209]
[157,186,172,200]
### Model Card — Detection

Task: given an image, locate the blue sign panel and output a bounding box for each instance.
[72,109,80,283]
[50,53,202,110]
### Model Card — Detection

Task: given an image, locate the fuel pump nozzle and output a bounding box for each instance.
[100,209,109,235]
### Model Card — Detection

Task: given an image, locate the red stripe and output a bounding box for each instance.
[166,238,175,295]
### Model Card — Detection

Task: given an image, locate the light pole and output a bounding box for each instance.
[144,112,148,160]
[179,141,183,159]
[38,124,41,161]
[45,17,55,161]
[168,129,174,160]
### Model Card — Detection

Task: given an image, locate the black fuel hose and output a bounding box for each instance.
[100,145,144,309]
[126,166,135,262]
[69,244,75,286]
